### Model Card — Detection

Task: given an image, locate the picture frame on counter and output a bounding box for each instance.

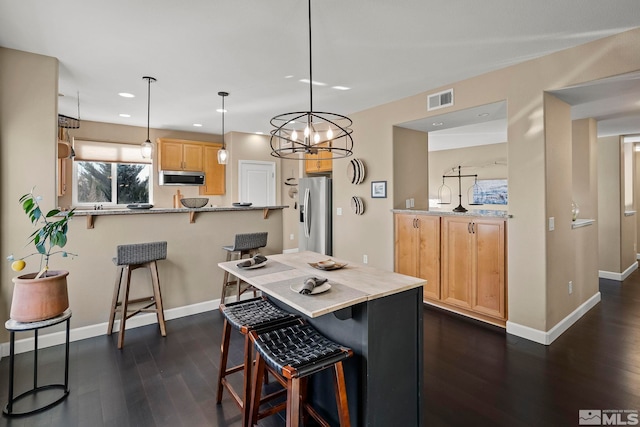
[371,181,387,198]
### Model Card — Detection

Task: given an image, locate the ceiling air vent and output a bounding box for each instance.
[427,88,454,111]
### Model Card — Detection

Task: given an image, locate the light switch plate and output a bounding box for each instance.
[548,217,555,231]
[337,207,343,216]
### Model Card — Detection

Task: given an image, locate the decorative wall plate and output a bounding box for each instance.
[348,158,366,184]
[351,196,365,215]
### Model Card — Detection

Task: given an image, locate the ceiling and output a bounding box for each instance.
[1,0,639,141]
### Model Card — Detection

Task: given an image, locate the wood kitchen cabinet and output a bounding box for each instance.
[441,216,506,320]
[394,214,440,300]
[157,138,203,171]
[199,144,225,195]
[304,142,332,174]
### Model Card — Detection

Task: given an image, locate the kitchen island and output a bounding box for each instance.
[218,251,425,427]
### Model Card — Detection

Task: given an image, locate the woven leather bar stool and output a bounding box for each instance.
[221,232,268,304]
[107,241,167,349]
[217,297,298,427]
[249,321,353,427]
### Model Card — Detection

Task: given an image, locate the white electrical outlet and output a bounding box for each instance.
[568,281,573,294]
[363,254,368,264]
[290,234,294,240]
[406,199,411,209]
[410,198,415,208]
[549,217,555,231]
[337,207,342,216]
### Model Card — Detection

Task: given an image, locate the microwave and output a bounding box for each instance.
[158,170,205,186]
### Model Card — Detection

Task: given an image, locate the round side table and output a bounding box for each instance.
[3,309,71,417]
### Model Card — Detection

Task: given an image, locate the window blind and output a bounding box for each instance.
[73,139,152,164]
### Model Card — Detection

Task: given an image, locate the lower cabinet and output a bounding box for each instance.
[394,214,440,300]
[441,216,506,320]
[395,213,506,324]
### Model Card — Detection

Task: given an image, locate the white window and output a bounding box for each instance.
[72,140,153,207]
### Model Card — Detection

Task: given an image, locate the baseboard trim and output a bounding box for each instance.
[0,297,238,358]
[506,292,601,345]
[282,248,299,254]
[599,261,638,281]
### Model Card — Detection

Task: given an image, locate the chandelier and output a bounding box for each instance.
[270,0,353,159]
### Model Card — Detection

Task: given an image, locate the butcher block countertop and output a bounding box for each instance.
[218,250,425,318]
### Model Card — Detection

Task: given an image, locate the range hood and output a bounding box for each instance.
[158,170,205,186]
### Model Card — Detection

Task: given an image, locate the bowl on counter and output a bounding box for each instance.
[180,197,209,208]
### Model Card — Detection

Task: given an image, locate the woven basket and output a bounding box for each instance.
[180,197,209,208]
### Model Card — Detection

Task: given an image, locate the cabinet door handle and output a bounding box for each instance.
[415,218,420,228]
[471,222,476,234]
[468,222,472,234]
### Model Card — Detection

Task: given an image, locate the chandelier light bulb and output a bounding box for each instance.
[304,126,310,137]
[291,129,298,141]
[326,128,333,140]
[314,132,320,143]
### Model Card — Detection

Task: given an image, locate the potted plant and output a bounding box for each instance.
[6,189,76,322]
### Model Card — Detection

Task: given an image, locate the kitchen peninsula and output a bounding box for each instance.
[219,251,425,427]
[44,205,287,343]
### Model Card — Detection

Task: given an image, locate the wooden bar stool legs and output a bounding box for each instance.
[220,232,268,304]
[249,322,353,427]
[107,241,168,349]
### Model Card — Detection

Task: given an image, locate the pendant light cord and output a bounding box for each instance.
[146,78,151,142]
[222,94,225,149]
[308,0,313,112]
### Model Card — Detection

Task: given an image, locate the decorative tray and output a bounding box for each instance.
[126,203,153,210]
[308,261,348,271]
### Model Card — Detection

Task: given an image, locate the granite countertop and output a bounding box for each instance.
[392,207,511,219]
[71,205,288,216]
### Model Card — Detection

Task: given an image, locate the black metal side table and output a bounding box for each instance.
[3,308,71,417]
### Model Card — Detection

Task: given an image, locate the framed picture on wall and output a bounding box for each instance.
[371,181,387,198]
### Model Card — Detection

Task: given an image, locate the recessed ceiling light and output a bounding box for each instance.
[478,112,490,117]
[119,113,131,118]
[299,79,326,86]
[332,86,351,91]
[284,75,294,79]
[255,132,264,135]
[432,122,444,126]
[118,92,135,98]
[216,108,227,113]
[193,123,203,127]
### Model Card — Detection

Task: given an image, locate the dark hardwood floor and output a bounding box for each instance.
[1,273,639,426]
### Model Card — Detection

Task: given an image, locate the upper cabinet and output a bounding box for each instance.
[157,138,204,171]
[157,138,225,194]
[199,144,225,195]
[304,142,332,174]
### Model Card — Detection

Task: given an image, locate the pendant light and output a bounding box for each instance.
[217,91,229,165]
[141,76,156,159]
[269,0,353,159]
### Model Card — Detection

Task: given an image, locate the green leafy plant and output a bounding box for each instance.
[7,188,76,278]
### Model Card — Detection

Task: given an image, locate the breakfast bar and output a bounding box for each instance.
[218,251,425,427]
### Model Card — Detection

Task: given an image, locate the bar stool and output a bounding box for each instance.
[221,232,268,303]
[107,241,168,349]
[249,321,353,427]
[216,297,297,427]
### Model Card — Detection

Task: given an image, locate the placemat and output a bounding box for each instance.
[234,259,295,278]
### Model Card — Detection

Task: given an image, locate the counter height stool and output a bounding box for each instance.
[108,241,167,349]
[221,232,268,304]
[249,321,353,427]
[217,297,298,427]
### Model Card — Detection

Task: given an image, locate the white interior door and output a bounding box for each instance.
[239,160,276,205]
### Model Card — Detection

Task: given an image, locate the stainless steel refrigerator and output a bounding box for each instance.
[299,177,332,255]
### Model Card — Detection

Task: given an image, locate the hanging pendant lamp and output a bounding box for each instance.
[217,91,229,165]
[140,76,156,159]
[269,0,353,159]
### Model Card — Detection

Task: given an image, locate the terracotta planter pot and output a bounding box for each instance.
[10,270,69,322]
